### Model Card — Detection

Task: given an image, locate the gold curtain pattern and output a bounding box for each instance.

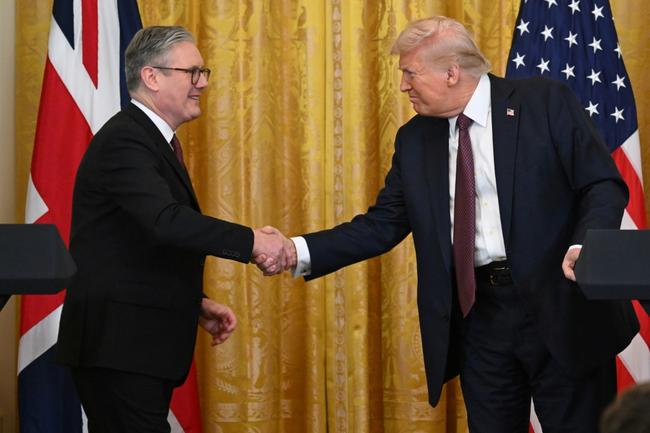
[15,1,650,432]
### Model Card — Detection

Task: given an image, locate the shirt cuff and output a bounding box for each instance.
[291,236,312,278]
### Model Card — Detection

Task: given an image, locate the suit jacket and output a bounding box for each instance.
[302,75,639,406]
[57,103,253,383]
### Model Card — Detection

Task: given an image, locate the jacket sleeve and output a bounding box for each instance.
[94,126,254,263]
[550,82,629,244]
[303,135,412,279]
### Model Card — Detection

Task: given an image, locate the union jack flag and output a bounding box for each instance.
[505,0,650,431]
[19,1,201,432]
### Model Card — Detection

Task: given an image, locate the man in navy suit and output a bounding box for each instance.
[259,16,639,433]
[57,26,290,433]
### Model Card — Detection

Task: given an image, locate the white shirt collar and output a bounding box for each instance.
[130,98,175,144]
[448,74,491,136]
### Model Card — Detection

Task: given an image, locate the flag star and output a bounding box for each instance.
[568,0,580,14]
[588,37,603,53]
[545,0,558,8]
[561,63,575,79]
[537,58,551,74]
[517,19,530,35]
[612,74,626,90]
[610,107,624,123]
[592,4,605,21]
[541,25,554,41]
[565,31,578,47]
[585,101,599,117]
[587,69,602,85]
[614,42,622,59]
[512,52,526,69]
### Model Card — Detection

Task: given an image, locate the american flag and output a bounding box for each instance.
[19,1,201,432]
[505,0,650,431]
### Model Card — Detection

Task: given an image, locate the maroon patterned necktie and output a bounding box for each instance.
[170,135,186,169]
[453,113,476,317]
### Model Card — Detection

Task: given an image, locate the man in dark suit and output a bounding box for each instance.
[259,16,640,433]
[57,26,289,433]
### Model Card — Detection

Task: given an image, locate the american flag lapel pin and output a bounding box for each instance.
[506,108,515,117]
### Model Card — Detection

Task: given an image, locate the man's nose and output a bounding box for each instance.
[195,73,209,89]
[399,75,410,92]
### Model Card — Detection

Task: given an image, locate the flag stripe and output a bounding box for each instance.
[612,147,647,228]
[620,131,643,184]
[18,306,62,374]
[81,0,98,87]
[25,174,48,224]
[633,301,650,347]
[530,401,542,433]
[616,357,637,391]
[618,332,650,383]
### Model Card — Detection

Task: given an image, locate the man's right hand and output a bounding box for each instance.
[252,226,296,275]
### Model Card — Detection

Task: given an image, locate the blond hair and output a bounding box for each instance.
[391,17,491,78]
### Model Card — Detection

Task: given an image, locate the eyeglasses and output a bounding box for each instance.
[151,66,211,85]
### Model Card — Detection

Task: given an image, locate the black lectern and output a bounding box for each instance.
[0,224,76,310]
[575,229,650,313]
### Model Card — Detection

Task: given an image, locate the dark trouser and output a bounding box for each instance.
[70,366,174,433]
[459,263,617,433]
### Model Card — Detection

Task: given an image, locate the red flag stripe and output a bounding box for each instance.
[81,0,98,87]
[612,147,647,228]
[633,301,650,347]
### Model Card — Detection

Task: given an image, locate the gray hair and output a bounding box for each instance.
[391,17,491,78]
[125,26,195,92]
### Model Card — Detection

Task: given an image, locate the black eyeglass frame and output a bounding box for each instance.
[150,66,211,85]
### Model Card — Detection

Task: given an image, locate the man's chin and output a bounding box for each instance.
[188,108,202,120]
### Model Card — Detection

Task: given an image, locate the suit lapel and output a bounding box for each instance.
[489,74,518,248]
[423,117,453,271]
[125,104,200,209]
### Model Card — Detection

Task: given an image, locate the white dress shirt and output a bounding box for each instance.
[448,74,506,267]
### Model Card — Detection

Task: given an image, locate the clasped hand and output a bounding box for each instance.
[252,226,296,275]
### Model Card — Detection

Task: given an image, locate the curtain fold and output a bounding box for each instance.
[15,1,650,432]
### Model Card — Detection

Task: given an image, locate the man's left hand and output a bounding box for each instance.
[199,298,237,346]
[562,246,582,282]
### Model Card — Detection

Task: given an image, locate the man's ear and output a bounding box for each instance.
[446,63,460,86]
[140,66,159,91]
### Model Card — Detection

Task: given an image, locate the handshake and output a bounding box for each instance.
[251,226,297,276]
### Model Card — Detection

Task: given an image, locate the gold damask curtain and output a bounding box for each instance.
[15,1,650,432]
